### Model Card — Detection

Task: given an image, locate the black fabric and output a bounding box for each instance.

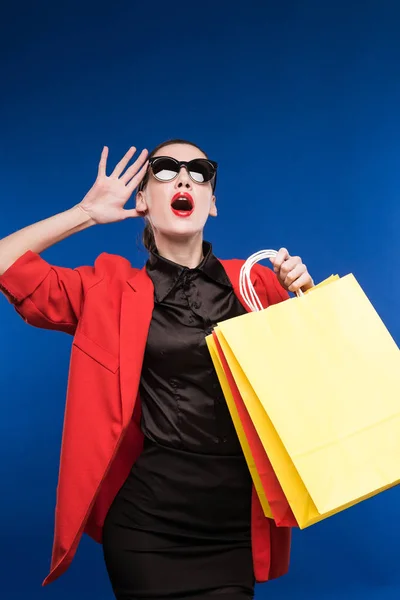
[104,437,252,541]
[140,241,248,454]
[103,243,255,599]
[103,440,255,599]
[103,535,254,599]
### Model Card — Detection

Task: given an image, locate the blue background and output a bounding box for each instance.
[1,1,399,598]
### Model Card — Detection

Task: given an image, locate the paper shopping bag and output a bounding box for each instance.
[212,252,400,528]
[206,334,273,519]
[206,332,297,527]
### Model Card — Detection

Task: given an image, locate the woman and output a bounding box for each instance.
[0,139,314,599]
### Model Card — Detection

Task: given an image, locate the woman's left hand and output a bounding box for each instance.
[270,248,314,293]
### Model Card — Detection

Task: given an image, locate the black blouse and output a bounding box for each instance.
[139,242,248,455]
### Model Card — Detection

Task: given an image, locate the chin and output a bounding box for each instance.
[156,217,207,238]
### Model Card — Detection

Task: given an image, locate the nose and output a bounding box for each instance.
[174,166,192,190]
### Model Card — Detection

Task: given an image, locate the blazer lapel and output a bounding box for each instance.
[120,267,154,428]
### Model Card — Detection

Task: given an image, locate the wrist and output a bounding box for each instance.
[74,204,97,228]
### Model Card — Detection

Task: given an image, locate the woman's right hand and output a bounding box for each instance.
[77,146,149,224]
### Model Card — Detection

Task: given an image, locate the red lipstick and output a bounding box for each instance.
[170,192,194,218]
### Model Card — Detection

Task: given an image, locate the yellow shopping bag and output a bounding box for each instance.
[212,251,400,528]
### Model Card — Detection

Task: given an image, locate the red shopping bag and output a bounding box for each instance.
[213,332,297,528]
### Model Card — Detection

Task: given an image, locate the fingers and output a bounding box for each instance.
[272,248,314,293]
[288,271,313,293]
[271,247,289,274]
[126,159,149,190]
[283,262,306,291]
[121,149,149,185]
[111,146,137,178]
[98,146,149,189]
[97,146,109,177]
[280,257,302,284]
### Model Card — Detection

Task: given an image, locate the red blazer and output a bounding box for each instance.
[0,249,292,587]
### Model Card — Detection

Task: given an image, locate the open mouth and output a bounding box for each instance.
[170,193,194,217]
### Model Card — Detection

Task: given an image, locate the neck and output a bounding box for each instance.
[154,232,204,268]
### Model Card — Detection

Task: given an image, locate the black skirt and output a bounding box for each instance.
[102,437,254,599]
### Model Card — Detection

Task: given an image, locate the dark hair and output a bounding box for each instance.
[139,138,210,253]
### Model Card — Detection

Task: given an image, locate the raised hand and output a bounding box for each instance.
[78,146,149,224]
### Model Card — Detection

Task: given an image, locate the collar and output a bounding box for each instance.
[146,241,232,302]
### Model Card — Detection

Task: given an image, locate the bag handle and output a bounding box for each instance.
[239,250,304,312]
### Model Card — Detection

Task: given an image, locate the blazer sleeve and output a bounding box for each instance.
[254,264,290,305]
[0,250,102,334]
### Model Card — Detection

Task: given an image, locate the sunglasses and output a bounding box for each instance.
[139,156,218,191]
